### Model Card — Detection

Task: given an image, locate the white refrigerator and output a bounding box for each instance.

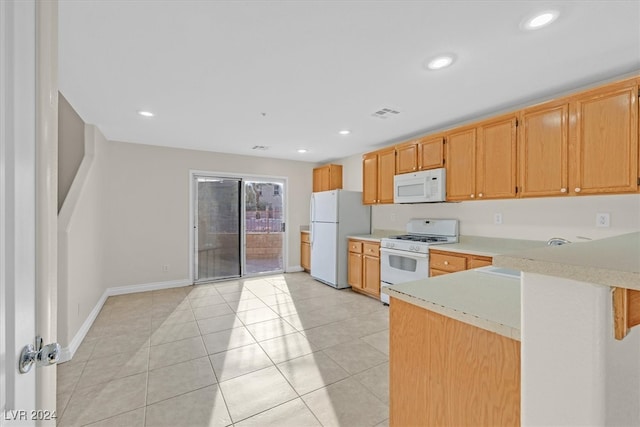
[310,190,371,289]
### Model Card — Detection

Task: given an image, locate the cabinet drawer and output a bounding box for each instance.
[430,252,466,272]
[301,232,310,243]
[363,242,380,257]
[349,240,363,253]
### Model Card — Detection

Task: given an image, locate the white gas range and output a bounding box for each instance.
[380,218,459,304]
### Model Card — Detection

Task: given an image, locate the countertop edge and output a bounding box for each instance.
[383,287,521,341]
[494,254,640,290]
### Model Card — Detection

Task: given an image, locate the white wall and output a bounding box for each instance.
[338,160,640,240]
[521,273,640,426]
[102,140,314,288]
[58,125,107,348]
[58,92,84,211]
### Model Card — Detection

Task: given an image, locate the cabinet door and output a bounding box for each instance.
[348,252,363,289]
[446,127,476,201]
[362,153,379,204]
[519,103,569,197]
[378,148,396,204]
[396,142,418,174]
[363,255,380,297]
[312,167,325,193]
[477,115,517,199]
[301,242,310,271]
[572,81,638,194]
[418,136,445,170]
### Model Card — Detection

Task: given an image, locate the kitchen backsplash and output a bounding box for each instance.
[372,194,640,242]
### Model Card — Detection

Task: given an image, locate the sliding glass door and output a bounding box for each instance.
[193,174,286,283]
[244,180,285,275]
[194,176,242,282]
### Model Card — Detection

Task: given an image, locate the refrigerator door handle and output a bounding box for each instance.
[309,194,314,246]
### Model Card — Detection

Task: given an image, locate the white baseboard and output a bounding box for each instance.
[59,279,192,363]
[286,266,304,273]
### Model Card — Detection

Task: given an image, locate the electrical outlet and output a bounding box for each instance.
[162,264,170,272]
[390,213,396,221]
[596,213,610,228]
[494,213,503,225]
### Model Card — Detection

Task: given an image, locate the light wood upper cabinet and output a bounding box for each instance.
[396,136,445,174]
[362,148,395,204]
[519,101,569,197]
[477,115,518,199]
[446,116,517,201]
[395,142,418,174]
[570,80,638,195]
[446,127,477,201]
[313,164,342,193]
[418,136,445,171]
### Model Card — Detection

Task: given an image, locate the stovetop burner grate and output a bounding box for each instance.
[388,234,449,243]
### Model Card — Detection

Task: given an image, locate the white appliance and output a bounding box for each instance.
[380,218,458,304]
[394,168,446,204]
[310,190,371,289]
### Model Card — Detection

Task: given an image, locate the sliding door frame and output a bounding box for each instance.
[188,170,289,284]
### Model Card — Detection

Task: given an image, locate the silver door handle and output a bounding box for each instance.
[19,336,61,374]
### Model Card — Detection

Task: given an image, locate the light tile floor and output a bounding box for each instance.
[57,273,390,427]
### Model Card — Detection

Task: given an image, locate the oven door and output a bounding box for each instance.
[380,247,429,303]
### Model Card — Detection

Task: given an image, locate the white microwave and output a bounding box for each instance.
[393,168,446,203]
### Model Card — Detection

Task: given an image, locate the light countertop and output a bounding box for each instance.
[347,229,404,242]
[382,269,521,340]
[494,232,640,290]
[431,235,547,256]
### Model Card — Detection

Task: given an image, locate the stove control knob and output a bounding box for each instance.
[386,242,394,248]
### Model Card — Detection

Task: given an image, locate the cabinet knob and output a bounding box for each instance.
[478,193,484,198]
[560,188,567,193]
[470,194,475,198]
[575,187,581,193]
[444,261,449,265]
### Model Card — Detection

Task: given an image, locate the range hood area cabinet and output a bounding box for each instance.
[360,75,639,204]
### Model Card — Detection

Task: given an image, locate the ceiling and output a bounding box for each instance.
[58,1,640,164]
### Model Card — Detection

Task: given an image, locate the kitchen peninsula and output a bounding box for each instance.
[383,232,640,426]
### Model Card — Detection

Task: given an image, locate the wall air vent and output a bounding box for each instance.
[252,145,269,150]
[371,107,400,119]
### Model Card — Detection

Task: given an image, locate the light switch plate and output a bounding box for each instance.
[494,213,503,225]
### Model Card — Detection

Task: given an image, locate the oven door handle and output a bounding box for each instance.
[380,247,429,259]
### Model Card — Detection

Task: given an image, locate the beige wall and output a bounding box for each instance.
[102,140,314,287]
[58,92,84,211]
[339,162,640,240]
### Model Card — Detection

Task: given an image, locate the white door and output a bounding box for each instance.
[1,1,58,425]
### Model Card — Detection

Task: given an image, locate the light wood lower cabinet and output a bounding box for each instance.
[429,249,492,276]
[300,232,310,272]
[348,239,380,298]
[390,297,520,426]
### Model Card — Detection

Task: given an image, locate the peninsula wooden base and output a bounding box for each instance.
[389,297,521,426]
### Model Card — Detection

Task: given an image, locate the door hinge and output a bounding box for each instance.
[443,158,446,165]
[637,177,640,186]
[515,118,519,127]
[515,186,518,194]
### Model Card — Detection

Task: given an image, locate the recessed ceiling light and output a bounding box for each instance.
[522,11,559,30]
[138,110,154,117]
[297,149,308,153]
[339,130,351,135]
[425,54,456,71]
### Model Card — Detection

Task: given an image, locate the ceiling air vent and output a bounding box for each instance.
[371,107,400,119]
[252,145,269,150]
